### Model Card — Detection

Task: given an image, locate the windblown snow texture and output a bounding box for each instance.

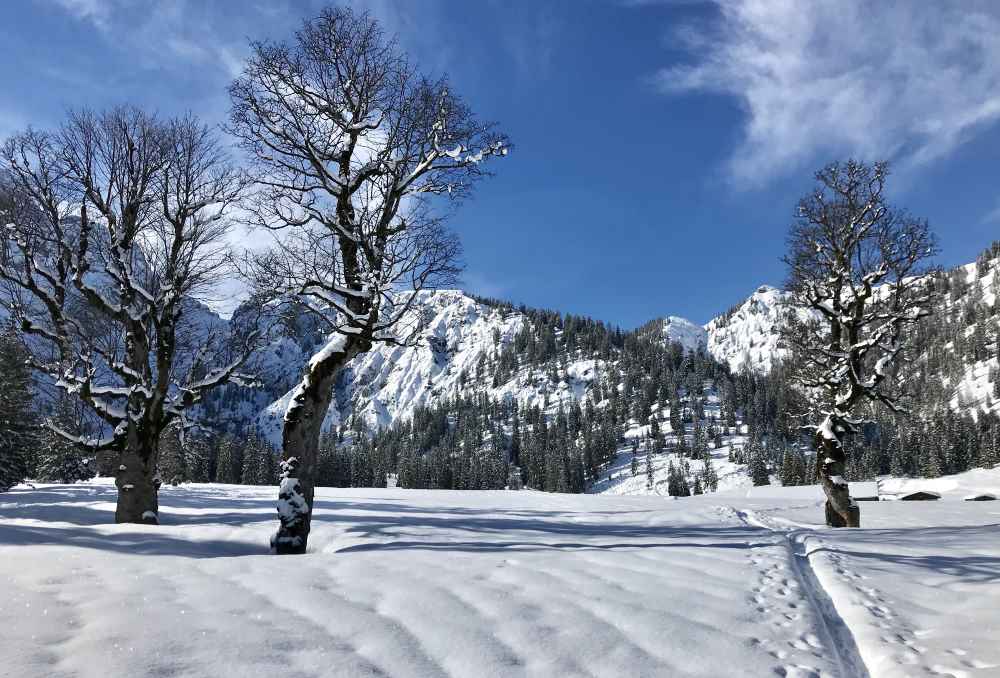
[1,472,998,677]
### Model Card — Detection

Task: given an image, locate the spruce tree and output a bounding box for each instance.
[920,447,942,478]
[749,447,771,486]
[159,424,189,486]
[241,441,262,485]
[36,398,95,484]
[0,330,35,491]
[702,454,719,492]
[667,461,692,497]
[215,435,240,484]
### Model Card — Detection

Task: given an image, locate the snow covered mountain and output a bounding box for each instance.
[642,286,808,374]
[924,256,1000,419]
[243,290,603,447]
[659,316,708,355]
[702,285,811,374]
[203,242,1000,460]
[699,249,1000,421]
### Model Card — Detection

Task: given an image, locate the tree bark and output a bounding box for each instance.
[271,339,362,554]
[114,434,161,525]
[816,415,861,528]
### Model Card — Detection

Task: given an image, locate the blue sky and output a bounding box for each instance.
[2,0,999,326]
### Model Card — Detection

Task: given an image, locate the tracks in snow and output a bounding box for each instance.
[719,506,872,678]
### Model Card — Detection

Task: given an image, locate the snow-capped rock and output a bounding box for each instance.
[703,285,811,374]
[661,316,707,355]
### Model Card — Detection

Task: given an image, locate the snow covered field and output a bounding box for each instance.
[1,476,998,678]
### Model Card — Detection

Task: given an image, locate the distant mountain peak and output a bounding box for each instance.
[661,316,708,354]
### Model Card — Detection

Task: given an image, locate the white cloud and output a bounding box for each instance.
[45,0,250,80]
[654,0,1000,187]
[50,0,111,28]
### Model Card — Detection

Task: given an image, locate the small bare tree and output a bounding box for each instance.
[783,160,937,527]
[0,108,256,524]
[228,6,508,553]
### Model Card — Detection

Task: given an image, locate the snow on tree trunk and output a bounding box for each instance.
[115,433,161,525]
[271,338,357,554]
[816,415,860,528]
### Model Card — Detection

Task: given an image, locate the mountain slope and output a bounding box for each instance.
[197,242,1000,495]
[660,316,707,355]
[703,285,810,374]
[700,246,1000,420]
[237,291,619,449]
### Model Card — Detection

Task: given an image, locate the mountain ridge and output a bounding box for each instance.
[204,242,1000,445]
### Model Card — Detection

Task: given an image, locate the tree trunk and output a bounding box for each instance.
[271,341,360,554]
[115,435,161,525]
[815,415,860,528]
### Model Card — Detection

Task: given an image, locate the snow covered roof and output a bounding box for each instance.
[897,490,942,501]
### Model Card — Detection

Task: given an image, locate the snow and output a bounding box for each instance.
[275,476,309,522]
[588,384,752,497]
[745,481,880,500]
[660,315,707,354]
[256,290,536,445]
[307,333,348,371]
[730,467,1000,678]
[704,285,817,374]
[878,467,1000,500]
[3,471,997,677]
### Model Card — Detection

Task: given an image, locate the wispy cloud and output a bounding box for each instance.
[460,271,510,300]
[44,0,251,79]
[653,0,1000,188]
[50,0,111,28]
[499,4,563,80]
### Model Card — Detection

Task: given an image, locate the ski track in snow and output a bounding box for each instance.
[2,480,999,677]
[721,506,863,678]
[725,500,1000,678]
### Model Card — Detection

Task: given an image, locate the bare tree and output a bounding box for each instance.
[228,6,508,553]
[0,107,256,524]
[783,160,937,527]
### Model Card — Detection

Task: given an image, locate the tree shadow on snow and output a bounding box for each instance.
[313,506,777,554]
[808,523,1000,584]
[336,538,775,554]
[0,523,263,558]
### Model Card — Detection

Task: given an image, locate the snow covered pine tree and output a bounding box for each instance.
[228,6,508,553]
[783,160,937,527]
